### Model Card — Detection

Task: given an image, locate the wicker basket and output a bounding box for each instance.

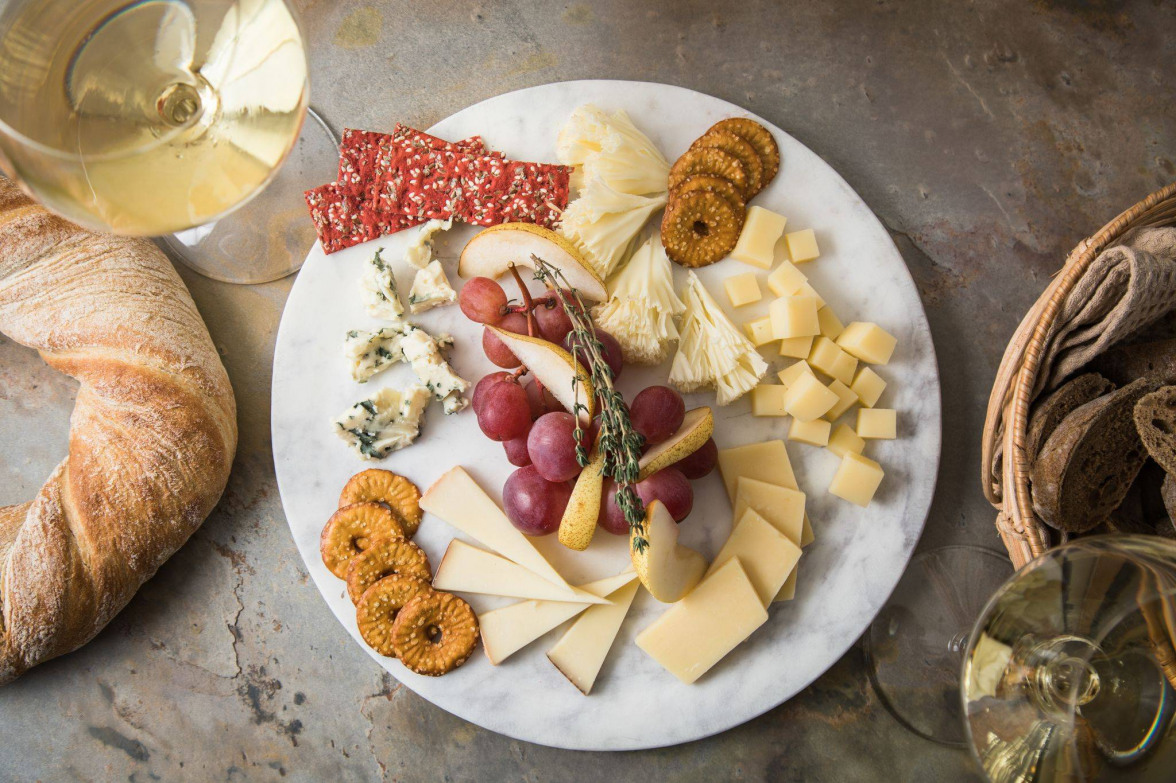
[982,183,1176,569]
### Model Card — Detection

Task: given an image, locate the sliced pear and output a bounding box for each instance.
[459,223,608,301]
[630,500,707,603]
[488,327,595,423]
[559,444,606,551]
[637,407,714,481]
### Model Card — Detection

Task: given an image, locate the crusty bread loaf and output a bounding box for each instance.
[0,178,237,683]
[1026,373,1115,459]
[1133,386,1176,476]
[1030,378,1157,533]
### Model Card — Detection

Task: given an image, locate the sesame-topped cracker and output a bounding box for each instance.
[319,502,407,578]
[690,130,764,197]
[668,147,749,196]
[339,469,423,536]
[705,118,781,187]
[345,536,432,604]
[661,189,744,268]
[356,574,435,657]
[390,591,479,676]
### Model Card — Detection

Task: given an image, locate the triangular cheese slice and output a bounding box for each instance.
[547,579,640,695]
[433,540,607,604]
[705,508,801,606]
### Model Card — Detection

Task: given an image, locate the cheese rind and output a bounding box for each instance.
[546,580,640,695]
[837,322,897,365]
[706,509,802,605]
[730,206,788,269]
[789,417,831,446]
[432,540,607,603]
[724,272,763,308]
[785,228,820,263]
[829,452,885,507]
[782,373,838,422]
[857,408,897,439]
[769,295,820,340]
[851,366,888,407]
[717,440,798,499]
[636,558,768,684]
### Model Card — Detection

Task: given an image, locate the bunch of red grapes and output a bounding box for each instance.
[459,276,718,537]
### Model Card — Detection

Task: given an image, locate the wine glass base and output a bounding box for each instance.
[865,545,1014,746]
[163,107,337,285]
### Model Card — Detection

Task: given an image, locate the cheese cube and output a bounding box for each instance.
[636,558,769,684]
[857,408,897,439]
[733,477,805,544]
[769,295,820,339]
[828,452,885,507]
[786,228,820,263]
[781,373,838,422]
[750,385,789,417]
[801,513,815,546]
[777,360,815,388]
[724,272,762,308]
[743,316,776,348]
[705,509,802,606]
[827,424,865,458]
[793,281,825,308]
[817,306,844,340]
[837,322,897,365]
[824,379,858,421]
[730,206,788,269]
[808,337,857,385]
[717,440,798,499]
[789,417,831,446]
[766,260,807,297]
[778,335,814,359]
[851,366,887,407]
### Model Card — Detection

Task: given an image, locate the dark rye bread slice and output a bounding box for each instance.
[1030,378,1159,532]
[1133,386,1176,476]
[1026,373,1115,458]
[1162,474,1176,532]
[1089,338,1176,386]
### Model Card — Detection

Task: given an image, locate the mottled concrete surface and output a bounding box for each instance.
[1,0,1174,780]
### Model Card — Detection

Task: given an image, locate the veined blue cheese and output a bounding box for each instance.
[408,260,457,313]
[344,326,454,383]
[361,248,405,322]
[334,386,431,459]
[399,326,469,414]
[404,219,452,270]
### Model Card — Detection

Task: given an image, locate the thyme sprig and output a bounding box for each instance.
[529,255,649,551]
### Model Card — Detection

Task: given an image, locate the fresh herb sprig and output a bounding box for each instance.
[529,255,649,551]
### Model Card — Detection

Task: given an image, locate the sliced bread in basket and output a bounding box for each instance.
[1133,385,1176,475]
[1026,373,1115,459]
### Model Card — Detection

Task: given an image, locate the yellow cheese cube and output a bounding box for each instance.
[807,337,851,382]
[724,272,762,308]
[828,452,885,507]
[781,372,838,422]
[793,281,825,308]
[717,440,798,499]
[730,206,788,269]
[750,385,789,417]
[778,335,814,359]
[733,477,806,545]
[743,316,776,348]
[705,509,802,606]
[817,306,844,340]
[785,228,820,263]
[857,408,897,439]
[827,424,865,458]
[766,260,807,297]
[777,360,815,388]
[789,417,831,446]
[769,295,820,339]
[851,366,887,407]
[801,513,815,546]
[837,322,897,365]
[824,379,858,421]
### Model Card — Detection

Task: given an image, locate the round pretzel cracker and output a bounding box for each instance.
[356,574,435,657]
[661,190,744,268]
[345,536,432,604]
[671,174,746,214]
[667,147,748,196]
[690,130,763,196]
[705,117,780,187]
[320,502,407,578]
[390,591,480,676]
[339,469,423,537]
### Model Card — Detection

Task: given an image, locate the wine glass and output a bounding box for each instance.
[0,0,338,284]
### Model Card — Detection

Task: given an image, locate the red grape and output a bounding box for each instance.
[630,386,686,446]
[524,379,561,420]
[636,468,693,522]
[597,479,629,535]
[503,435,532,467]
[476,379,531,441]
[483,312,529,368]
[563,328,623,381]
[676,437,718,480]
[459,277,508,324]
[472,371,510,414]
[503,465,573,535]
[534,296,574,343]
[527,412,583,482]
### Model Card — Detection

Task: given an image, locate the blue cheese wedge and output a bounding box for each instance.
[404,219,452,270]
[361,248,405,322]
[408,260,457,313]
[399,325,469,413]
[334,386,431,459]
[344,326,455,383]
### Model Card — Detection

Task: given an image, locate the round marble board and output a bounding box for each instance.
[272,80,941,751]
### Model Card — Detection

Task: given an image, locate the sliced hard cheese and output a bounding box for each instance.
[546,579,640,695]
[733,477,805,544]
[432,540,607,604]
[420,467,572,590]
[705,508,802,606]
[480,571,637,665]
[774,566,799,601]
[717,440,798,500]
[801,513,815,547]
[636,558,768,684]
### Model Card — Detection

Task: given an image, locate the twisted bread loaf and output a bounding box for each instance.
[0,178,237,683]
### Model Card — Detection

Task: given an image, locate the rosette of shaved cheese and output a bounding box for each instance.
[558,178,665,279]
[592,236,685,365]
[556,104,670,196]
[669,272,768,405]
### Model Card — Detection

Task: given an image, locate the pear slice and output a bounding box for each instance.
[636,407,714,481]
[630,500,707,603]
[487,327,595,423]
[558,444,606,551]
[459,223,608,301]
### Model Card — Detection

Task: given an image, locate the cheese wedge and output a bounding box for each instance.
[432,540,607,604]
[480,571,638,665]
[801,513,815,546]
[775,565,799,601]
[420,467,571,590]
[546,580,640,695]
[636,558,768,684]
[705,508,802,606]
[717,440,798,500]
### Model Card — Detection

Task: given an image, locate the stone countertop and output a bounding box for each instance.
[0,0,1173,780]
